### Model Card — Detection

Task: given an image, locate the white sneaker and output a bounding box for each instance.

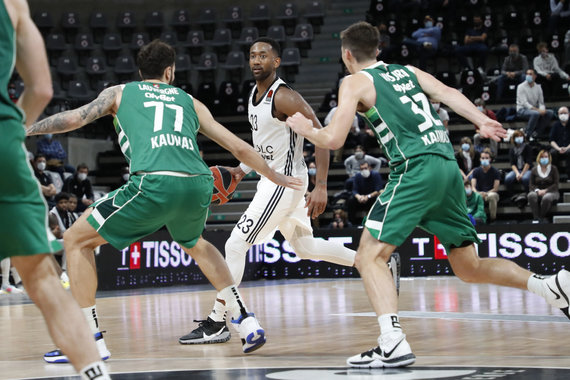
[44,331,111,363]
[347,333,415,368]
[1,285,24,294]
[231,313,266,353]
[543,270,570,319]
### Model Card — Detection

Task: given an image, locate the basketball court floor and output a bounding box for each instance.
[0,277,568,379]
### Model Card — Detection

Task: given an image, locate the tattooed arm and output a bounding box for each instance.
[26,85,121,136]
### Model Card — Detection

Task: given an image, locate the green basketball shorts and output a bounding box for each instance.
[88,173,213,250]
[364,154,480,253]
[0,122,61,259]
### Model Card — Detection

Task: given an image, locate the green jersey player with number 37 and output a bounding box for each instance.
[286,21,570,369]
[27,39,303,363]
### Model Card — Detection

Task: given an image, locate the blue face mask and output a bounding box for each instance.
[539,157,549,166]
[465,188,472,196]
[480,159,490,167]
[424,21,433,28]
[461,143,470,151]
[45,134,53,140]
[515,136,524,145]
[525,75,533,83]
[308,168,317,176]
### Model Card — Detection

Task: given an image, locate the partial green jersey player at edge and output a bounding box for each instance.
[286,21,570,369]
[27,39,303,362]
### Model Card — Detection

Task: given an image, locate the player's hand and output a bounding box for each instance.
[267,171,304,191]
[224,165,246,183]
[477,118,507,142]
[286,112,313,137]
[305,185,327,219]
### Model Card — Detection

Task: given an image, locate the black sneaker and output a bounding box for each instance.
[179,317,231,344]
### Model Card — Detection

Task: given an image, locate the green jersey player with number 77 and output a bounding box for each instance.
[286,21,570,369]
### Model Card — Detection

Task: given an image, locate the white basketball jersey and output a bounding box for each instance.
[248,78,307,177]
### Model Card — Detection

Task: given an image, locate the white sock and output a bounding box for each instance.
[219,285,249,321]
[208,297,228,322]
[80,361,110,380]
[378,314,402,336]
[289,235,356,267]
[10,267,21,284]
[1,259,11,288]
[527,273,548,298]
[82,306,100,335]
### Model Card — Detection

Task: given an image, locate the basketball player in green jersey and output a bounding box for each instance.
[0,0,111,378]
[287,21,570,368]
[27,39,302,361]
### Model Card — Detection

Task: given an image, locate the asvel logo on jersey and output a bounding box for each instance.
[129,242,142,269]
[264,89,274,104]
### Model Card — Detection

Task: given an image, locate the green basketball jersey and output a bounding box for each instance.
[114,81,210,175]
[0,1,24,123]
[359,62,454,166]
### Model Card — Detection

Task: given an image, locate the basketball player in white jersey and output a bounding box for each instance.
[179,38,400,350]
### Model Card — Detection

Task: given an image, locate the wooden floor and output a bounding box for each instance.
[0,277,569,379]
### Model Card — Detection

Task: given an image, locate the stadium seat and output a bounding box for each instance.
[223,6,243,39]
[74,32,95,66]
[56,56,78,89]
[45,33,66,66]
[319,90,338,113]
[218,81,240,115]
[182,30,206,63]
[503,5,523,32]
[89,11,108,44]
[114,54,137,83]
[209,28,232,61]
[549,34,563,55]
[129,32,150,53]
[222,51,245,82]
[174,54,192,83]
[290,23,314,58]
[171,9,191,40]
[518,28,536,57]
[116,11,136,43]
[459,69,483,101]
[196,82,218,110]
[529,10,546,36]
[435,71,458,89]
[241,79,256,98]
[33,11,54,37]
[67,80,92,106]
[276,3,299,35]
[249,4,270,35]
[304,1,324,34]
[196,8,217,40]
[85,56,107,90]
[281,47,301,82]
[195,52,219,83]
[266,25,286,50]
[102,32,122,66]
[236,27,259,53]
[144,11,164,40]
[159,31,178,47]
[61,11,81,43]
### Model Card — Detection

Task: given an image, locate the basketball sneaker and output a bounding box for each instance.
[388,252,401,296]
[43,331,111,363]
[0,285,24,294]
[543,270,570,319]
[178,317,231,344]
[347,333,415,368]
[231,313,266,353]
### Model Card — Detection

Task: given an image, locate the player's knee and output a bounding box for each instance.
[449,256,481,283]
[354,244,391,271]
[289,236,315,260]
[225,233,250,259]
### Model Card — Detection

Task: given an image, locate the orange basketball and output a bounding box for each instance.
[210,166,238,205]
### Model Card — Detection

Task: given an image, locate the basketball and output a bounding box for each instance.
[210,166,238,205]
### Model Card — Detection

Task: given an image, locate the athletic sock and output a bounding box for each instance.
[1,259,10,288]
[10,267,21,285]
[80,361,111,380]
[208,297,228,322]
[378,314,404,349]
[527,273,548,298]
[219,285,249,321]
[82,306,100,335]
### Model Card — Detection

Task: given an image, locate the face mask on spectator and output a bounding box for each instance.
[432,103,440,111]
[361,169,370,178]
[424,21,433,28]
[480,159,490,167]
[122,173,130,181]
[559,113,569,122]
[525,75,533,83]
[476,106,484,112]
[77,172,88,181]
[509,51,518,58]
[514,136,524,145]
[308,168,317,176]
[45,134,53,140]
[465,188,472,196]
[539,157,549,166]
[355,151,364,160]
[461,143,470,151]
[541,51,548,58]
[37,162,46,171]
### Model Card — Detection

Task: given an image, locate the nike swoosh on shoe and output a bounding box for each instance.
[202,327,225,341]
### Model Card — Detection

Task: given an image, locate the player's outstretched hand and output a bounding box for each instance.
[286,112,313,137]
[267,171,304,191]
[224,165,246,183]
[477,118,507,142]
[305,186,327,219]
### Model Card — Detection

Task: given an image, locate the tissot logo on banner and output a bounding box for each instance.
[129,242,141,269]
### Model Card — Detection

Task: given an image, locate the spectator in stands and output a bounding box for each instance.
[516,69,554,140]
[67,194,79,225]
[33,153,57,208]
[431,100,449,132]
[496,44,528,102]
[505,130,534,193]
[344,145,382,191]
[471,148,501,223]
[464,180,486,225]
[402,15,441,70]
[115,166,130,189]
[36,133,74,177]
[307,161,317,193]
[63,163,94,213]
[455,15,489,71]
[50,192,74,233]
[376,22,394,62]
[329,208,352,229]
[455,137,480,181]
[473,98,498,156]
[549,0,570,34]
[325,106,360,162]
[346,162,383,225]
[528,150,560,223]
[550,106,570,181]
[533,41,570,98]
